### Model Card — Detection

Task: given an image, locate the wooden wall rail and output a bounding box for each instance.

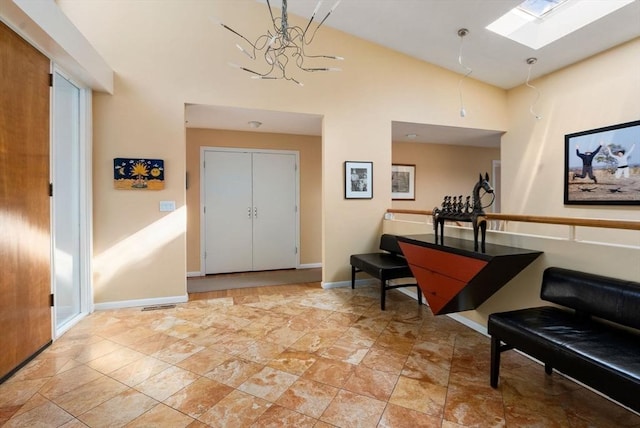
[386,209,640,231]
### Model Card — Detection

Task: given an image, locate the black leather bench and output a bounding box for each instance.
[488,267,640,412]
[350,234,422,310]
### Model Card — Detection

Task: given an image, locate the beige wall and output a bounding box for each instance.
[501,39,640,245]
[59,0,507,303]
[392,142,500,212]
[186,128,322,273]
[383,38,640,328]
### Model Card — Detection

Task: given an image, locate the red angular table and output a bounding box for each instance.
[397,235,543,315]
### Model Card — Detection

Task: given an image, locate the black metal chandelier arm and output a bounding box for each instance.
[307,0,341,44]
[220,23,260,53]
[218,0,342,84]
[265,0,277,30]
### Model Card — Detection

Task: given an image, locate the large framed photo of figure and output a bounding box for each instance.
[564,120,640,205]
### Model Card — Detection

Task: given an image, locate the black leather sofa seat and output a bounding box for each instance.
[488,267,640,413]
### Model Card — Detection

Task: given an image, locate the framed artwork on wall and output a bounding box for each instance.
[391,164,415,200]
[564,120,640,205]
[345,161,373,199]
[114,158,165,190]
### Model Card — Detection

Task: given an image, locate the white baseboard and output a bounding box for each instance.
[189,266,320,277]
[447,313,489,336]
[298,263,322,269]
[396,287,421,302]
[93,294,188,311]
[322,278,376,289]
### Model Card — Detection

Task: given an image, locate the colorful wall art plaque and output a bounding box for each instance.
[114,158,165,190]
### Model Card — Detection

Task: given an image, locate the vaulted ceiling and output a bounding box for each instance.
[188,0,640,146]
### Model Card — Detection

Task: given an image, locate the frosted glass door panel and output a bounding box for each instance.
[53,72,81,329]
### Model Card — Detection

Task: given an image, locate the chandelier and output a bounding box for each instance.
[216,0,343,86]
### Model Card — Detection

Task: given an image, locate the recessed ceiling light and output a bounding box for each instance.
[248,121,262,128]
[406,133,418,139]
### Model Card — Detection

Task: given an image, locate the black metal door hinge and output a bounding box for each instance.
[50,293,54,307]
[49,183,53,196]
[49,73,53,87]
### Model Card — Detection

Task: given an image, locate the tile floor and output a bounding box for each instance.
[1,283,639,427]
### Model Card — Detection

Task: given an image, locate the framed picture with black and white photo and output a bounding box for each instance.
[564,120,640,205]
[345,161,373,199]
[391,164,415,200]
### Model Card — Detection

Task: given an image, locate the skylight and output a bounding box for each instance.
[518,0,569,19]
[486,0,635,50]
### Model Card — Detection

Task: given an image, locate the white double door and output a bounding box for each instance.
[204,149,298,274]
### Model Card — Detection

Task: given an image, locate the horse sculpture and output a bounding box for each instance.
[432,173,494,252]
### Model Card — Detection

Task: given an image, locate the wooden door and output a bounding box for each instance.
[0,22,52,382]
[252,153,297,271]
[204,150,253,274]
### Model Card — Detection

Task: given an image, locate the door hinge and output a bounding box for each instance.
[204,251,207,259]
[203,206,206,214]
[295,246,298,254]
[49,73,53,87]
[49,183,53,197]
[49,293,54,307]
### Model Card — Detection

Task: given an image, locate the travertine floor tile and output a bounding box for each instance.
[204,356,264,388]
[134,365,199,402]
[251,404,317,427]
[267,350,318,376]
[302,357,355,388]
[86,347,146,374]
[320,389,386,428]
[3,281,639,427]
[125,403,195,427]
[108,355,172,387]
[197,389,271,427]
[379,403,442,428]
[238,366,298,401]
[163,376,233,419]
[342,365,398,401]
[176,347,232,375]
[76,388,158,427]
[52,375,129,416]
[2,395,74,428]
[389,376,447,417]
[275,377,338,418]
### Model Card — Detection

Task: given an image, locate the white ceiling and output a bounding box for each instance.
[186,0,640,147]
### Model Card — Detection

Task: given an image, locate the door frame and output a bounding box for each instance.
[50,66,93,338]
[199,146,300,276]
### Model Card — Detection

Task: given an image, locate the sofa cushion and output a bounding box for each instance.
[542,267,640,330]
[489,306,640,410]
[349,253,412,280]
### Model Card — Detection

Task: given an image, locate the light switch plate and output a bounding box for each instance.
[159,200,176,212]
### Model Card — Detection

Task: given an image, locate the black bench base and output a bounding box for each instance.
[350,234,422,310]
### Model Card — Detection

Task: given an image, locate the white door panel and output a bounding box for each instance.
[203,149,298,274]
[252,153,297,270]
[204,151,253,273]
